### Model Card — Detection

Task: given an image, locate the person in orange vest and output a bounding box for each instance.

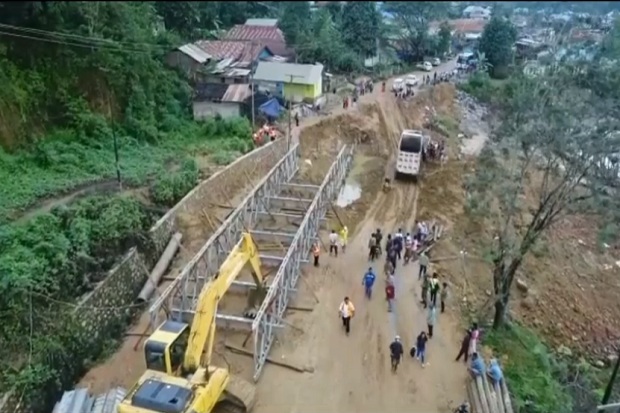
[252,132,259,146]
[269,128,276,141]
[312,242,320,267]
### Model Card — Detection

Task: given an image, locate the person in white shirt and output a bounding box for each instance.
[328,229,339,257]
[338,296,355,335]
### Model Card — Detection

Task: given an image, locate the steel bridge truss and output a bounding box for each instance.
[148,144,301,328]
[250,144,355,380]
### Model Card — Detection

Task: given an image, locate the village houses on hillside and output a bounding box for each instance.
[165,18,323,121]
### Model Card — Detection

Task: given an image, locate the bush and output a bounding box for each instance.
[150,158,199,207]
[0,117,254,222]
[0,195,154,371]
[485,324,603,413]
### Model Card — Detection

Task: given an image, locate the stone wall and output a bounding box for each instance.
[0,249,149,413]
[149,138,289,254]
[0,139,290,413]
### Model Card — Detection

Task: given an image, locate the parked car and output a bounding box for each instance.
[418,61,433,72]
[432,58,441,66]
[405,74,418,87]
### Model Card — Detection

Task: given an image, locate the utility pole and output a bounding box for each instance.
[285,74,304,151]
[105,80,122,192]
[250,40,256,129]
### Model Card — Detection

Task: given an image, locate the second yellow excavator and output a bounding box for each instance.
[117,232,265,413]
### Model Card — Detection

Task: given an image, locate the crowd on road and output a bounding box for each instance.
[310,219,504,411]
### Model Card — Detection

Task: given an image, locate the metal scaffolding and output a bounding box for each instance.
[148,144,301,328]
[251,144,355,380]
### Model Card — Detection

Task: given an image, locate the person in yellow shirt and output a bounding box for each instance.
[339,225,349,253]
[338,296,355,335]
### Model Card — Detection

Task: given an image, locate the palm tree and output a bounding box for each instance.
[476,50,491,73]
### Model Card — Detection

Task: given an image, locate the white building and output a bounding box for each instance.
[462,6,491,20]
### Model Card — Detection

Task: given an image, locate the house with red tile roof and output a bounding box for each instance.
[223,24,291,58]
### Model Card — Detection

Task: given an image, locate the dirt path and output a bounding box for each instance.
[252,61,468,413]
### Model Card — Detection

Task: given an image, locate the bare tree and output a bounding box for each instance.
[465,65,620,328]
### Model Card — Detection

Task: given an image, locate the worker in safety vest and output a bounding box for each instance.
[269,129,276,141]
[312,242,320,267]
[339,225,348,253]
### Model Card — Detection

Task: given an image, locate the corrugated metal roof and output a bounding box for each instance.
[253,62,323,85]
[91,388,126,413]
[224,25,285,42]
[224,68,251,77]
[178,44,212,63]
[53,389,94,413]
[194,40,268,66]
[244,18,278,27]
[222,84,252,103]
[53,387,126,413]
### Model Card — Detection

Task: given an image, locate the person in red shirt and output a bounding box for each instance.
[385,283,395,312]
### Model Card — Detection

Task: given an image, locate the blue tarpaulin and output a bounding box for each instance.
[258,98,284,119]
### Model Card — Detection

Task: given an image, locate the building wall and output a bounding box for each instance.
[192,101,242,120]
[283,79,322,102]
[165,51,205,80]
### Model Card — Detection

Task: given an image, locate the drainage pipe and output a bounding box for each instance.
[137,232,182,303]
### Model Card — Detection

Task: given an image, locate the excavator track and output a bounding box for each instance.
[214,375,257,413]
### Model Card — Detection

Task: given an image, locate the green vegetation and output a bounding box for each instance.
[478,16,517,79]
[0,118,252,222]
[150,158,199,207]
[486,324,604,413]
[0,196,152,363]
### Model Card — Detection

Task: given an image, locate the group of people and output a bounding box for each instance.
[425,139,447,163]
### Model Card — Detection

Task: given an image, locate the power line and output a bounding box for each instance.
[0,21,324,55]
[0,22,170,50]
[0,30,165,54]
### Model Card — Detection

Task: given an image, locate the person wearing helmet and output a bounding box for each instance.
[389,335,404,372]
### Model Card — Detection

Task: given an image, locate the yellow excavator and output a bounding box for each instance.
[117,233,265,413]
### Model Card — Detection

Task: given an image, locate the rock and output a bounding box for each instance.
[608,354,619,364]
[521,296,536,310]
[516,278,529,294]
[557,345,572,357]
[485,290,491,296]
[594,360,606,368]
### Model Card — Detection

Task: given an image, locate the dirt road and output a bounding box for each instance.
[253,61,468,413]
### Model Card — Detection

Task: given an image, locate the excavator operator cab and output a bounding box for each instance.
[144,320,190,376]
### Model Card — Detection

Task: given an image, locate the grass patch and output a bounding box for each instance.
[485,324,572,413]
[435,114,460,138]
[0,117,253,222]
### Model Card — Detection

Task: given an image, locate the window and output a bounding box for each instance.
[144,342,166,372]
[169,328,190,373]
[400,136,422,153]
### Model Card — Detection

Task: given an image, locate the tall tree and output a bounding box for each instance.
[278,1,312,47]
[478,16,517,78]
[437,21,452,56]
[340,2,381,57]
[383,2,449,62]
[466,68,620,328]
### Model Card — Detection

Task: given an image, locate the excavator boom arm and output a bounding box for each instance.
[183,232,263,371]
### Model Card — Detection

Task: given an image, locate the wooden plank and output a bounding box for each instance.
[501,379,514,413]
[224,343,311,373]
[482,374,499,413]
[494,381,506,413]
[469,379,483,413]
[475,375,491,413]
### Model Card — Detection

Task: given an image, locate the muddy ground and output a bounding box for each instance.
[77,60,620,412]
